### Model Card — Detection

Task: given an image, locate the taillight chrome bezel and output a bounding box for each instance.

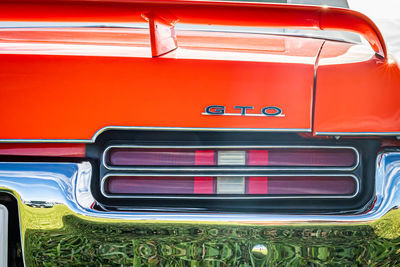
[100,173,360,199]
[93,131,377,213]
[102,145,360,171]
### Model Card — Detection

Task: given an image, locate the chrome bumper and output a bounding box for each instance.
[2,151,400,265]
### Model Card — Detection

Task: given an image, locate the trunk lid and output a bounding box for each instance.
[0,28,322,141]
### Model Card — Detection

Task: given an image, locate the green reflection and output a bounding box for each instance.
[24,213,400,266]
[372,209,400,239]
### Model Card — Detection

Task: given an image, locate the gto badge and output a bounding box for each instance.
[202,105,284,117]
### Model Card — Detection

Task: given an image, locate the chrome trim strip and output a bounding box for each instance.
[4,127,400,144]
[0,204,8,267]
[0,126,312,143]
[315,131,400,136]
[0,139,91,143]
[99,126,311,139]
[2,128,400,143]
[3,128,400,144]
[102,145,360,172]
[100,173,360,199]
[310,41,325,133]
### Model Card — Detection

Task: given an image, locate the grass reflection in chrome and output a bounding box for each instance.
[24,214,400,266]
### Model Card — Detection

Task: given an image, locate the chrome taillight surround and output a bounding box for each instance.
[102,145,360,171]
[101,173,359,199]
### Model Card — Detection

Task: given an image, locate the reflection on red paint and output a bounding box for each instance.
[0,143,86,157]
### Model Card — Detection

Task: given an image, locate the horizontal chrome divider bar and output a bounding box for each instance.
[315,131,400,136]
[102,145,360,172]
[100,173,360,199]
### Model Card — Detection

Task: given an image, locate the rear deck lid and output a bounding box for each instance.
[0,0,387,141]
[0,27,321,140]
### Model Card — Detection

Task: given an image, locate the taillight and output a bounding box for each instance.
[103,175,358,197]
[97,136,375,213]
[106,147,357,168]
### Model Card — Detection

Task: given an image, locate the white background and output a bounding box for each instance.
[349,0,400,61]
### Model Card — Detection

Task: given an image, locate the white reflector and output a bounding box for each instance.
[217,151,246,165]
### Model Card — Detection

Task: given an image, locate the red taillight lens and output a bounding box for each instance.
[104,175,357,196]
[107,147,357,167]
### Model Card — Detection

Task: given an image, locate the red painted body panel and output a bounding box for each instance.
[0,28,321,141]
[314,41,400,135]
[0,0,398,141]
[0,143,86,157]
